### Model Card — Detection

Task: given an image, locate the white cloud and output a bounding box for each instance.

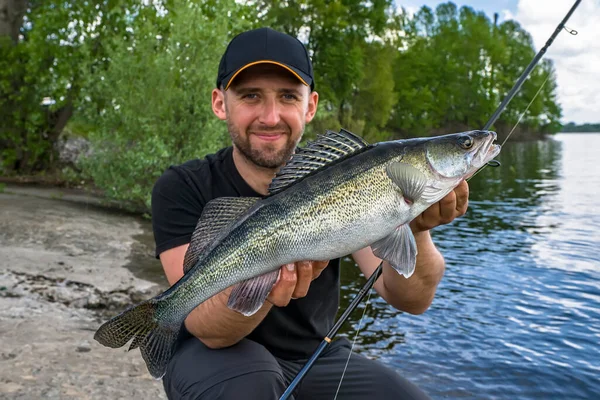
[512,0,600,123]
[501,9,516,21]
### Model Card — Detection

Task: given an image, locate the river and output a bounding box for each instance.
[337,133,600,399]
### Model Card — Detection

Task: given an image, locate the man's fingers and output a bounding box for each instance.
[311,260,329,280]
[418,203,441,231]
[455,180,469,216]
[267,260,331,306]
[267,264,296,307]
[411,181,470,232]
[292,261,312,299]
[438,190,456,224]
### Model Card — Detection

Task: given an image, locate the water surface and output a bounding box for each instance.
[337,133,600,399]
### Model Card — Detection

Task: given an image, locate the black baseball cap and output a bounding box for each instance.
[216,27,314,91]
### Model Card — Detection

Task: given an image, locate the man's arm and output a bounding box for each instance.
[160,244,328,349]
[353,180,469,314]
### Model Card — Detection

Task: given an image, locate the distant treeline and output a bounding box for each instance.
[560,122,600,132]
[0,0,563,208]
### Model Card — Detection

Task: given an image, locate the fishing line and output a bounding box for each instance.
[502,73,551,146]
[482,20,579,166]
[333,286,374,400]
[467,72,551,182]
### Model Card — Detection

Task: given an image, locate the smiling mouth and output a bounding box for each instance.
[252,133,286,142]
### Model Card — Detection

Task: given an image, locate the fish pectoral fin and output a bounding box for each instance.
[227,269,280,317]
[371,224,418,278]
[386,162,427,203]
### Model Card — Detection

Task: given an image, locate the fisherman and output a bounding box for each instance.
[151,27,469,400]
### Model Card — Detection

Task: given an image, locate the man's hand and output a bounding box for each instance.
[410,180,469,233]
[267,260,329,307]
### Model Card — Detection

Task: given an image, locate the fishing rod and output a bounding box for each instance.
[279,1,582,399]
[279,262,383,400]
[483,0,581,131]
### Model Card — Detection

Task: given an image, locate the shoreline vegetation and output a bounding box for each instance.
[0,0,592,210]
[1,131,582,218]
[559,122,600,133]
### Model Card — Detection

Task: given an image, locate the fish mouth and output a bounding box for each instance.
[474,131,501,168]
[461,131,501,180]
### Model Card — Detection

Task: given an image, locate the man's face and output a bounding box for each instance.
[212,64,318,169]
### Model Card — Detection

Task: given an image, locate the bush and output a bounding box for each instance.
[78,1,241,210]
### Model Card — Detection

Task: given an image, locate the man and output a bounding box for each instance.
[151,27,469,399]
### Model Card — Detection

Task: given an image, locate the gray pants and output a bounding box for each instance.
[163,337,431,400]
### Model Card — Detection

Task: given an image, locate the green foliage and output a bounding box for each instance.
[77,0,240,209]
[390,3,562,138]
[1,0,566,207]
[0,0,137,174]
[0,32,52,172]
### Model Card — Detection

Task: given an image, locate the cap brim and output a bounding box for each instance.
[223,60,313,90]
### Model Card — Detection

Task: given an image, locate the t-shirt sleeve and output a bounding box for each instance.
[151,167,206,258]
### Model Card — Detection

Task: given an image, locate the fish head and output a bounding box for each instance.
[423,130,501,180]
[384,130,501,206]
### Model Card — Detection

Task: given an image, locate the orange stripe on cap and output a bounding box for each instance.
[224,60,309,90]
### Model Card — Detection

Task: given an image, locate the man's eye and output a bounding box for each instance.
[243,93,258,99]
[283,94,298,101]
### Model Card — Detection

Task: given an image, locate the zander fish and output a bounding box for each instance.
[94,128,501,378]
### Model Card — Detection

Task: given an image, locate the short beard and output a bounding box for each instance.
[227,119,301,169]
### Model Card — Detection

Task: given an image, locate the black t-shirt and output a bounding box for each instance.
[151,146,341,360]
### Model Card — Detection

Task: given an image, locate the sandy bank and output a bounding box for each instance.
[0,185,168,399]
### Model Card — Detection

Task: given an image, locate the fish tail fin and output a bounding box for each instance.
[94,299,179,379]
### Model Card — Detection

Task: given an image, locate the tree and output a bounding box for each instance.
[349,40,397,142]
[1,0,565,204]
[388,2,561,138]
[0,0,27,42]
[0,0,137,173]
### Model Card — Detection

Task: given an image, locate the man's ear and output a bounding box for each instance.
[305,90,319,123]
[212,88,227,120]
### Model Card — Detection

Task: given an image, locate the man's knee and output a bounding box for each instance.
[163,338,288,400]
[190,369,287,400]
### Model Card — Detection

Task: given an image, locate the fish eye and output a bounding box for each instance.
[458,136,473,149]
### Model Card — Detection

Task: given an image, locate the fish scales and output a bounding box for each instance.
[158,144,406,323]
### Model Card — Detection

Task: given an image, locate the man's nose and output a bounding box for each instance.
[258,98,281,127]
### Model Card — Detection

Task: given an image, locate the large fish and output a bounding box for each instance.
[94,128,500,378]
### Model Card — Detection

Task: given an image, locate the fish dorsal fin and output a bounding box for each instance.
[183,197,260,274]
[268,128,369,195]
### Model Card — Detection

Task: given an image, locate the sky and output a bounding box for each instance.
[395,0,598,124]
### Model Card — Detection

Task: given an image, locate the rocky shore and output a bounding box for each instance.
[0,185,169,399]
